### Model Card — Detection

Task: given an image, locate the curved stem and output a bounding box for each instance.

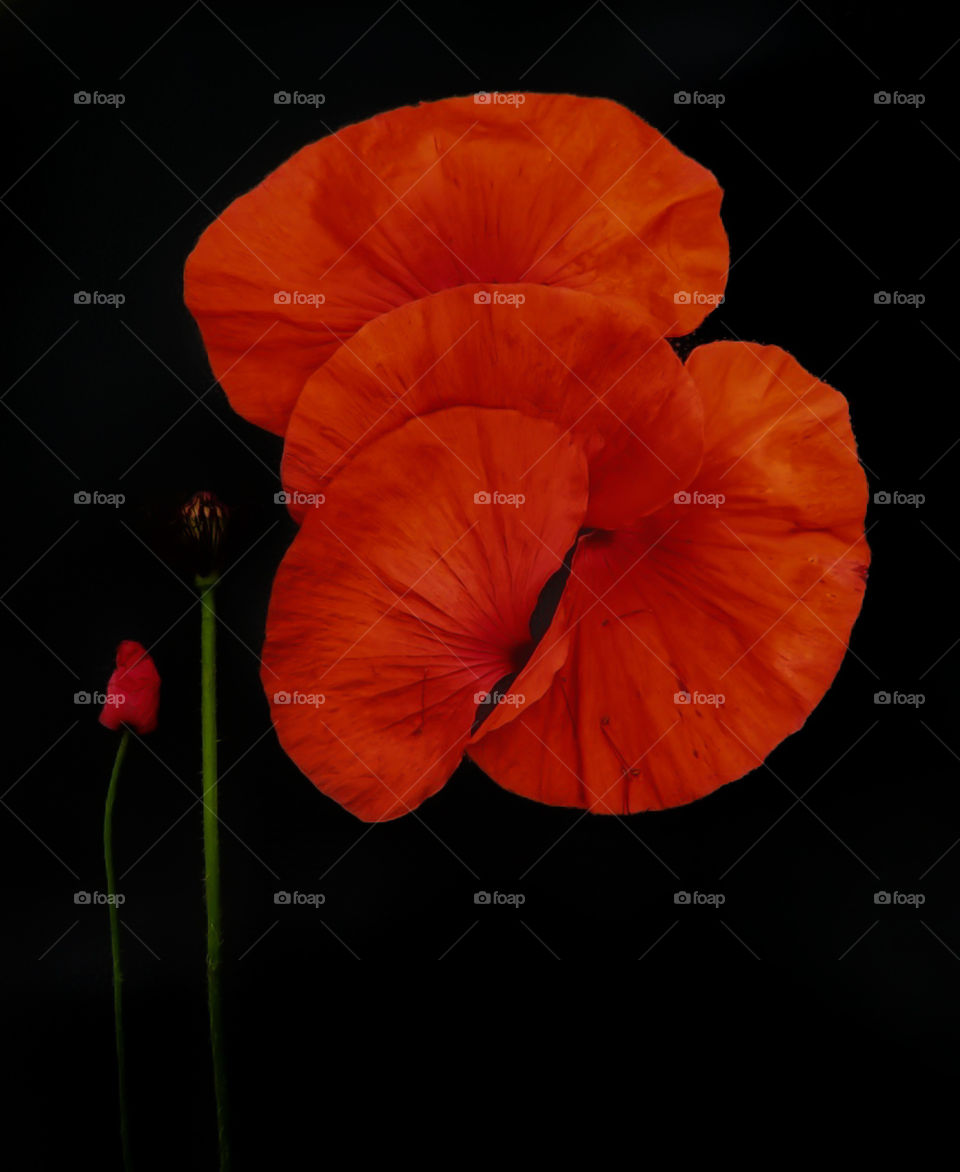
[197,571,230,1171]
[104,728,132,1171]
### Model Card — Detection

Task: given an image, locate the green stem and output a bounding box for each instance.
[197,571,230,1171]
[104,728,132,1172]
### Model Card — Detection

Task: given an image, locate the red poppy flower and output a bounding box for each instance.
[185,94,727,434]
[99,641,161,735]
[261,332,869,820]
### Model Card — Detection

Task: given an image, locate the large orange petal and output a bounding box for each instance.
[185,94,727,433]
[262,406,589,821]
[281,283,703,531]
[469,342,870,813]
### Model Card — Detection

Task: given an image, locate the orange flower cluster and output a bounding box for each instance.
[186,94,869,821]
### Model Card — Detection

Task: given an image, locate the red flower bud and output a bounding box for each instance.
[99,641,161,735]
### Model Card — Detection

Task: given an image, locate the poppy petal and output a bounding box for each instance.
[185,94,727,433]
[262,405,589,821]
[469,342,870,813]
[281,283,703,531]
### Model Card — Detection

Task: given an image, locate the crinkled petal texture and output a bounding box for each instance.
[262,406,590,821]
[282,284,703,531]
[185,93,728,433]
[469,342,870,813]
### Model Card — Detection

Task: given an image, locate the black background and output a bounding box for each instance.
[3,0,958,1162]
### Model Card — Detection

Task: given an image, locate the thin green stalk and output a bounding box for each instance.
[197,571,230,1171]
[104,727,132,1171]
